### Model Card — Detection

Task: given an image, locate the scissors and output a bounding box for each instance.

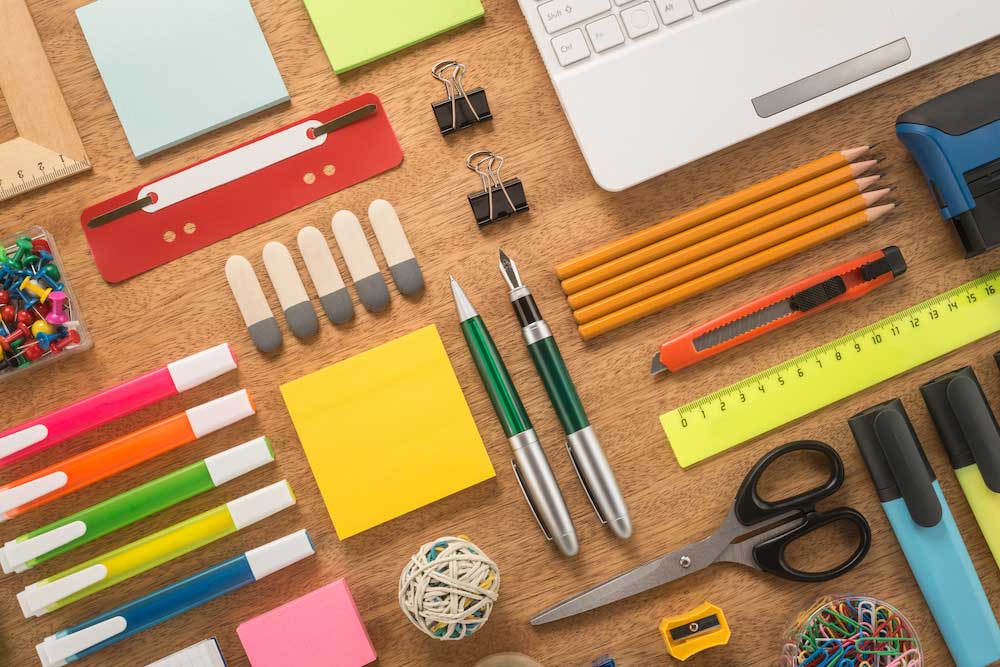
[531,441,872,625]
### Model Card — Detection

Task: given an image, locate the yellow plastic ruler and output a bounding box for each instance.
[661,270,1000,467]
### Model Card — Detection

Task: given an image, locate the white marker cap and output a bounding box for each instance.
[167,343,237,392]
[37,616,127,667]
[185,390,255,439]
[1,521,87,574]
[0,471,68,519]
[245,529,314,580]
[204,436,273,486]
[19,564,108,618]
[227,481,295,530]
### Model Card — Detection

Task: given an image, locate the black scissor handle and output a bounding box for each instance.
[734,440,844,526]
[752,508,872,582]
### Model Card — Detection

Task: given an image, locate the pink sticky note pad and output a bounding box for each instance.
[237,579,376,667]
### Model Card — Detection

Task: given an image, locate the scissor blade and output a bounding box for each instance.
[530,532,725,625]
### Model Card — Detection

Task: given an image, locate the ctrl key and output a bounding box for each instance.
[552,29,590,66]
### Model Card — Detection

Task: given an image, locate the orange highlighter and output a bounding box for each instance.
[0,389,255,522]
[651,247,907,375]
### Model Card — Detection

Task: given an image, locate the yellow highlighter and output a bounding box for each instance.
[922,367,1000,568]
[17,480,294,617]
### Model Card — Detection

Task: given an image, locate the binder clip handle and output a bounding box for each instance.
[432,60,492,135]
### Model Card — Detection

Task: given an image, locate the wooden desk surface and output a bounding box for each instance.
[2,1,999,665]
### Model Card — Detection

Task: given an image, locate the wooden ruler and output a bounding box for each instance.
[0,0,90,203]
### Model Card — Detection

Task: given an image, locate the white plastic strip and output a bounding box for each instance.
[0,472,68,518]
[1,521,87,574]
[226,481,294,530]
[139,121,326,212]
[166,343,237,392]
[185,390,254,439]
[245,529,314,580]
[204,437,273,487]
[0,424,48,459]
[38,616,127,666]
[19,564,108,617]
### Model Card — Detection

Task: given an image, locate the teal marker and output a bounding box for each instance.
[0,437,274,574]
[499,250,631,539]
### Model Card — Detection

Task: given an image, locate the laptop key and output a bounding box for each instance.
[552,29,591,66]
[622,3,659,38]
[538,0,612,34]
[694,0,731,8]
[587,16,625,52]
[654,0,693,24]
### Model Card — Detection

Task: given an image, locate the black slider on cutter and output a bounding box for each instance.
[431,60,491,135]
[466,150,528,227]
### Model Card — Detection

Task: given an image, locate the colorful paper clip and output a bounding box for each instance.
[659,602,731,661]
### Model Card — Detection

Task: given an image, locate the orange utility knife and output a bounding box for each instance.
[651,246,907,375]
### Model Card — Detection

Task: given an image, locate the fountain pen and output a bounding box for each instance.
[450,276,579,557]
[498,250,632,539]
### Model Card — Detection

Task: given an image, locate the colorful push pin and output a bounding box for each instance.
[0,290,8,308]
[32,238,50,254]
[0,304,13,325]
[31,319,56,338]
[46,291,68,325]
[12,237,34,267]
[22,342,44,362]
[19,276,51,303]
[16,309,34,328]
[659,602,731,661]
[34,330,62,351]
[1,323,30,352]
[50,329,80,354]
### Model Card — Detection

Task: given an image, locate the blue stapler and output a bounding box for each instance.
[897,74,1000,257]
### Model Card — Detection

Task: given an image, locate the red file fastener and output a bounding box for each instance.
[81,93,403,282]
[651,246,907,374]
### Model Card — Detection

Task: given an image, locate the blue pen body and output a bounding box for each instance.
[61,556,254,662]
[883,483,1000,667]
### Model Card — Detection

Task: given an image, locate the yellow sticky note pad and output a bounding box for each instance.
[280,325,495,538]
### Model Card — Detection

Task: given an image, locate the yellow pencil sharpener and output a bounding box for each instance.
[659,602,731,661]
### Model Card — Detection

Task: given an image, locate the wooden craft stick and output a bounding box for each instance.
[577,204,896,340]
[262,242,318,339]
[562,164,878,296]
[225,256,282,353]
[555,147,873,281]
[575,194,892,324]
[368,199,424,297]
[570,181,887,309]
[332,210,390,313]
[297,226,354,325]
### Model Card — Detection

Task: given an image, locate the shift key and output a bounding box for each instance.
[538,0,612,34]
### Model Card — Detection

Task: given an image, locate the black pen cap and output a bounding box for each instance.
[849,398,943,528]
[921,366,1000,492]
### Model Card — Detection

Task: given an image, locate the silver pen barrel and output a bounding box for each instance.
[510,429,579,557]
[568,426,632,539]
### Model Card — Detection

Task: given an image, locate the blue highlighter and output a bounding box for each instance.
[850,399,1000,667]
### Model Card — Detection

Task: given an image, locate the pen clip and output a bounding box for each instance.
[511,460,553,541]
[565,441,607,525]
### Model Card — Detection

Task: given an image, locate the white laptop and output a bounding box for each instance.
[518,0,1000,191]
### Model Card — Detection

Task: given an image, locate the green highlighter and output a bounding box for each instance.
[451,277,579,557]
[498,251,632,540]
[0,436,274,574]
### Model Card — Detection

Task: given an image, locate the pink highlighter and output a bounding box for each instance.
[0,343,238,467]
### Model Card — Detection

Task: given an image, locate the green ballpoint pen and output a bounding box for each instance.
[498,250,632,539]
[450,276,579,557]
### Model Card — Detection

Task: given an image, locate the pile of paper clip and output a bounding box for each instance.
[780,595,922,666]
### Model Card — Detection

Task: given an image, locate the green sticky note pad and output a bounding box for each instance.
[303,0,485,73]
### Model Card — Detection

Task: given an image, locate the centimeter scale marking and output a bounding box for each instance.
[662,269,1000,467]
[0,156,90,202]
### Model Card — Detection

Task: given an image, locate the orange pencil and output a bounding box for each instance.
[562,165,879,296]
[0,390,254,521]
[569,182,889,309]
[555,146,873,281]
[577,204,896,340]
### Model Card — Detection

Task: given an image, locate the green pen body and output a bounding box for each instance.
[460,315,532,437]
[528,336,589,434]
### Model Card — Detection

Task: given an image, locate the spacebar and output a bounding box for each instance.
[538,0,611,33]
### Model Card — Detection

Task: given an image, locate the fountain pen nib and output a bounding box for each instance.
[498,248,522,291]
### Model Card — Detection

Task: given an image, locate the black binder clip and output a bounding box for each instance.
[466,150,528,227]
[432,60,492,135]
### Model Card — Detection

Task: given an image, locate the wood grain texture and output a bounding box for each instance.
[0,1,998,665]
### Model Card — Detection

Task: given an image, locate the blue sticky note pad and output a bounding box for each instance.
[77,0,289,159]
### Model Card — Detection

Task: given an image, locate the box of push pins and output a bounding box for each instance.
[0,227,91,379]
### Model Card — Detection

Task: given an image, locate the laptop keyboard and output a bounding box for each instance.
[538,0,735,67]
